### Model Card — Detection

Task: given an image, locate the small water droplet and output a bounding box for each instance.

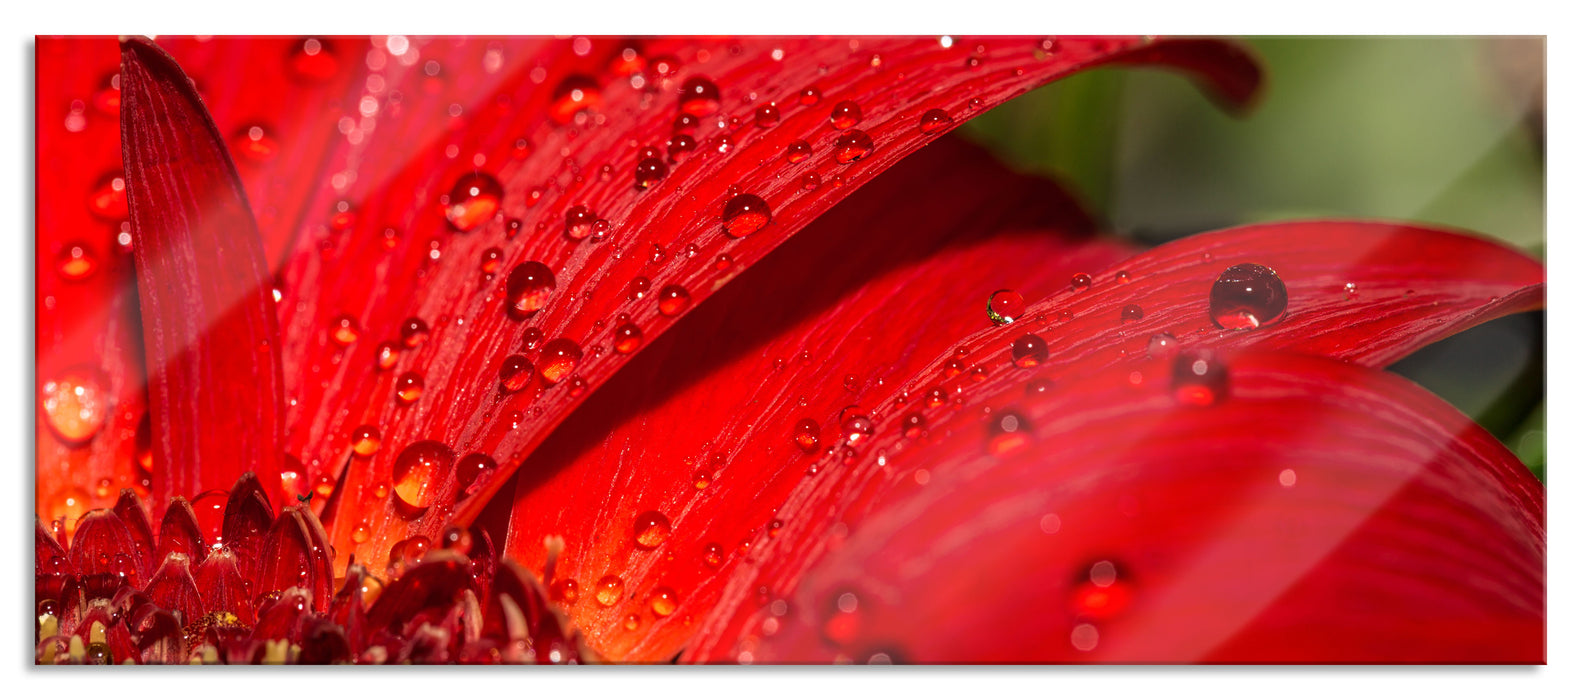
[88,172,128,220]
[455,453,495,495]
[785,139,812,163]
[551,578,579,605]
[635,157,668,190]
[499,355,534,392]
[613,323,644,354]
[395,372,424,404]
[1344,282,1359,299]
[919,108,953,134]
[392,440,455,515]
[521,327,545,351]
[1146,333,1179,360]
[1211,263,1288,329]
[649,587,679,616]
[443,172,503,232]
[987,409,1033,456]
[505,261,556,319]
[799,86,823,105]
[41,369,108,445]
[1120,304,1144,322]
[829,100,862,129]
[397,317,429,349]
[723,194,772,238]
[793,418,820,453]
[1070,273,1092,292]
[987,289,1025,325]
[634,511,672,549]
[754,102,780,127]
[1011,334,1049,368]
[841,414,874,444]
[800,172,822,190]
[479,247,504,275]
[833,129,874,163]
[56,241,97,281]
[287,37,339,81]
[351,425,381,456]
[563,206,596,240]
[657,285,691,316]
[595,575,624,606]
[538,338,583,384]
[1071,559,1133,620]
[549,74,602,124]
[679,76,721,116]
[1115,270,1132,285]
[1172,350,1228,406]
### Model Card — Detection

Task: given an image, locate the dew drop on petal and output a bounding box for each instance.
[987,289,1025,325]
[841,414,873,444]
[329,314,360,347]
[56,242,97,281]
[754,102,780,127]
[538,338,583,384]
[613,323,643,354]
[918,108,953,134]
[1172,350,1228,406]
[350,425,381,456]
[1210,263,1288,329]
[657,285,692,316]
[549,74,602,124]
[595,575,624,606]
[1011,334,1049,368]
[829,100,862,129]
[785,139,812,163]
[399,318,429,348]
[634,511,672,549]
[41,369,108,444]
[833,129,874,164]
[1070,273,1091,292]
[1115,270,1132,285]
[987,409,1033,456]
[287,37,339,81]
[1146,333,1179,361]
[88,172,128,220]
[634,157,668,190]
[1120,304,1144,323]
[499,355,534,393]
[395,372,424,404]
[443,172,502,232]
[563,205,595,240]
[799,86,823,106]
[505,261,556,319]
[723,194,772,237]
[1070,560,1133,619]
[550,579,579,605]
[392,441,455,515]
[455,453,495,494]
[679,76,721,116]
[649,587,679,616]
[375,342,399,371]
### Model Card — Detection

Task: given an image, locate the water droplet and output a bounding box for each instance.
[823,590,862,645]
[1172,350,1228,406]
[833,129,874,163]
[538,339,583,384]
[88,172,128,220]
[563,206,595,240]
[841,414,874,444]
[454,453,495,496]
[551,578,579,605]
[595,575,624,606]
[1120,304,1144,322]
[324,314,359,347]
[1069,273,1092,292]
[635,157,668,190]
[395,317,428,349]
[829,100,862,129]
[791,418,821,454]
[1115,270,1132,285]
[1146,333,1179,360]
[1071,560,1133,619]
[56,241,97,281]
[1011,334,1049,368]
[649,587,679,616]
[479,247,505,275]
[987,409,1033,456]
[1071,623,1100,651]
[657,285,691,316]
[801,172,822,190]
[919,108,953,134]
[351,521,371,544]
[623,614,640,631]
[785,139,812,163]
[392,440,455,514]
[613,323,643,354]
[549,74,602,124]
[799,87,823,105]
[499,355,534,393]
[679,76,721,116]
[395,372,424,404]
[42,369,108,444]
[287,37,339,82]
[634,511,672,549]
[443,172,502,232]
[1210,263,1289,329]
[351,425,381,456]
[521,327,544,351]
[987,289,1025,325]
[505,261,556,319]
[723,194,772,237]
[1344,282,1359,299]
[754,102,780,127]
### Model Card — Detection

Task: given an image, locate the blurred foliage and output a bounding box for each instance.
[961,37,1545,476]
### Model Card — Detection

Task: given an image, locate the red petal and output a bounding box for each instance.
[686,352,1541,663]
[496,137,1128,660]
[113,489,156,575]
[194,549,255,625]
[118,38,287,508]
[196,36,1255,568]
[155,497,208,566]
[144,553,204,626]
[35,516,76,608]
[68,509,144,596]
[255,506,336,613]
[220,471,275,585]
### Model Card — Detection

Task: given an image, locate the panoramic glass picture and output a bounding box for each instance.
[34,35,1544,664]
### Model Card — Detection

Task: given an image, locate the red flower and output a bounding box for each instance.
[35,36,1543,664]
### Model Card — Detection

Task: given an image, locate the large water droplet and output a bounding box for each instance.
[657,285,691,316]
[563,206,595,240]
[829,100,862,129]
[919,108,954,134]
[443,172,502,232]
[986,409,1033,456]
[538,338,582,384]
[455,453,495,496]
[987,289,1025,325]
[634,511,672,549]
[1210,263,1288,329]
[635,157,668,190]
[1172,350,1228,406]
[1011,334,1049,368]
[833,129,874,163]
[613,323,643,354]
[350,425,381,456]
[499,355,534,392]
[754,102,781,128]
[649,587,679,616]
[679,76,721,116]
[392,441,455,515]
[595,575,624,606]
[1120,304,1144,323]
[549,74,602,124]
[723,194,772,238]
[1070,273,1092,292]
[505,261,556,320]
[395,372,424,404]
[41,369,108,444]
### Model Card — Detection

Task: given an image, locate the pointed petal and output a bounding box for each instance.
[220,471,275,585]
[685,351,1541,663]
[118,37,287,507]
[194,549,255,626]
[155,496,208,566]
[255,506,337,612]
[69,509,144,597]
[113,489,156,575]
[144,552,204,626]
